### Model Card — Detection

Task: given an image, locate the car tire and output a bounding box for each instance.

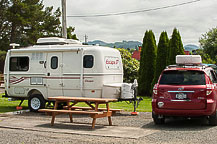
[28,94,46,112]
[152,112,165,125]
[208,111,217,126]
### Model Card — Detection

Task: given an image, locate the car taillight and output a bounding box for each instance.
[206,84,214,96]
[153,84,158,95]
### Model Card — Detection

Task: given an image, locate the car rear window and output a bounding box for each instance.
[159,70,206,85]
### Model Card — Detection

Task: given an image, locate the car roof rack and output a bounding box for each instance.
[166,64,209,69]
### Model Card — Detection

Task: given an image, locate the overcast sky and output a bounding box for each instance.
[43,0,217,46]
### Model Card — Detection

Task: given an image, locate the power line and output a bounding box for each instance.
[67,0,200,18]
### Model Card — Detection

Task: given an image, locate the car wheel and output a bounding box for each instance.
[28,94,46,112]
[208,111,217,126]
[152,112,165,125]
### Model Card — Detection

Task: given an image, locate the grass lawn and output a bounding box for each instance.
[0,94,28,113]
[0,94,152,113]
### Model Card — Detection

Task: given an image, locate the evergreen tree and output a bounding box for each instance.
[152,31,169,87]
[7,0,61,46]
[138,30,157,96]
[67,26,78,40]
[0,0,68,50]
[138,31,148,95]
[168,28,185,65]
[0,0,10,51]
[177,31,185,55]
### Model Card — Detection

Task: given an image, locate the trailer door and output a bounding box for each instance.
[62,51,82,97]
[46,52,63,97]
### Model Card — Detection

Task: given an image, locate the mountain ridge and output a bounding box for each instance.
[87,40,142,49]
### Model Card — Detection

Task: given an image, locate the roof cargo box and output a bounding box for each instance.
[176,55,202,64]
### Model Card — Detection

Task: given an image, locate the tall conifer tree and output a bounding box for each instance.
[138,31,148,95]
[138,30,157,96]
[152,31,169,88]
[177,31,185,55]
[168,28,185,65]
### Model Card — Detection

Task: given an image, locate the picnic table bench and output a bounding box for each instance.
[39,96,119,129]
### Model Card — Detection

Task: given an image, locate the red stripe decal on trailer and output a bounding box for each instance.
[9,76,93,85]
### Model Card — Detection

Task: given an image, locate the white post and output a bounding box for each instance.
[62,0,67,38]
[6,50,11,90]
[80,48,84,96]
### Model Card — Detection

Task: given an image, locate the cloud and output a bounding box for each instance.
[43,0,217,46]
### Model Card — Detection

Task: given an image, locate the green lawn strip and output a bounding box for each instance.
[74,96,152,112]
[0,94,152,113]
[0,94,28,113]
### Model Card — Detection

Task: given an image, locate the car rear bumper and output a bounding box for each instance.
[152,98,216,116]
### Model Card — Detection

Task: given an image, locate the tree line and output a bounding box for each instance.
[116,27,216,96]
[138,28,185,96]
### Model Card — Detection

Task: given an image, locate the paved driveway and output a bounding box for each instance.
[0,111,217,144]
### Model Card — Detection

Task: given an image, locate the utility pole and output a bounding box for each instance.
[62,0,67,38]
[84,34,88,44]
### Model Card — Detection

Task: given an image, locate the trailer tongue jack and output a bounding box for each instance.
[118,79,143,115]
[16,99,24,110]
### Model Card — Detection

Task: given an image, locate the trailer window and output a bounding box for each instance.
[83,55,94,68]
[51,56,58,69]
[10,57,29,71]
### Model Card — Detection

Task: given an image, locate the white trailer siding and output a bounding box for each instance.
[4,44,123,100]
[4,51,47,98]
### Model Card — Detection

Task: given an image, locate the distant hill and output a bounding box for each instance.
[184,44,200,51]
[87,40,142,49]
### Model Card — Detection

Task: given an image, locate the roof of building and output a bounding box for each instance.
[132,50,140,60]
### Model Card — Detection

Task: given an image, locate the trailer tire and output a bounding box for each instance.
[28,94,45,112]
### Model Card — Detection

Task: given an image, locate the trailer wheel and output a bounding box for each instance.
[28,94,45,112]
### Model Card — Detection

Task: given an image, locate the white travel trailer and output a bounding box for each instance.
[4,37,139,111]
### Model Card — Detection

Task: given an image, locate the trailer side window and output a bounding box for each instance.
[83,55,94,68]
[51,56,58,69]
[10,57,29,71]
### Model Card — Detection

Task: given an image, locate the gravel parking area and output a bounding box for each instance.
[0,111,217,144]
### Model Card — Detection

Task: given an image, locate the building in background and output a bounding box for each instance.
[132,46,141,60]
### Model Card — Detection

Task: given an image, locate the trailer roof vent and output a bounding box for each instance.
[36,37,82,45]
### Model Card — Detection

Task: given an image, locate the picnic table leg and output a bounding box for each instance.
[91,102,99,129]
[67,101,73,123]
[108,117,112,126]
[69,114,73,123]
[51,101,59,126]
[51,112,56,126]
[92,118,96,129]
[106,103,112,126]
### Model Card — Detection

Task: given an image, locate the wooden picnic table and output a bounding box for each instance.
[39,96,119,129]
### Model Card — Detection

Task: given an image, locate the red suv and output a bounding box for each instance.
[152,55,217,125]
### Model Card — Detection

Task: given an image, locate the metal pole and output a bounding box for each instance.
[62,0,67,38]
[84,34,88,44]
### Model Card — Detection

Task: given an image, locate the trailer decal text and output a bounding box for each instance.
[105,56,120,70]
